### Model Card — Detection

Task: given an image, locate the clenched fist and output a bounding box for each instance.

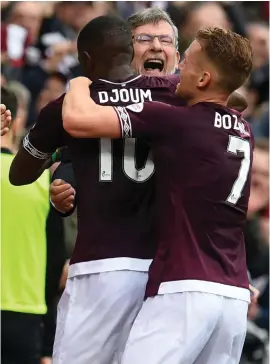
[50,179,75,213]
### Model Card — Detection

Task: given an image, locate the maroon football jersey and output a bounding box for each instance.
[23,75,185,275]
[115,101,253,301]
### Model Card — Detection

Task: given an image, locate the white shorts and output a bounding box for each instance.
[53,271,148,364]
[121,292,248,364]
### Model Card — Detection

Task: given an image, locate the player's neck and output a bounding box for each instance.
[105,65,137,82]
[187,92,228,107]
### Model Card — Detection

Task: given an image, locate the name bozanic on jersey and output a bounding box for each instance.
[214,112,250,135]
[98,88,152,104]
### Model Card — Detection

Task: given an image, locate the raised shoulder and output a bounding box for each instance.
[137,75,179,93]
[163,74,180,88]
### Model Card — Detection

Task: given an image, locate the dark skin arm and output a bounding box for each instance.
[9,148,52,186]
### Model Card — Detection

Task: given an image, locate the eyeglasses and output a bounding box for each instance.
[132,34,176,47]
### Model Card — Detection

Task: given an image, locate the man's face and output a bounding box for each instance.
[131,20,179,76]
[248,23,269,70]
[176,40,204,99]
[12,2,42,42]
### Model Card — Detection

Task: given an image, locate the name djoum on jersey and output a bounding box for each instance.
[98,88,152,104]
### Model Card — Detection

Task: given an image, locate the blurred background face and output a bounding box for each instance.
[36,74,67,113]
[44,76,66,99]
[248,23,269,70]
[10,1,43,43]
[57,2,111,32]
[182,3,231,41]
[131,20,179,76]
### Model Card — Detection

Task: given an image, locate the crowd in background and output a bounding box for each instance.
[1,2,269,364]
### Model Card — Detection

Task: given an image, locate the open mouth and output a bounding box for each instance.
[143,59,164,73]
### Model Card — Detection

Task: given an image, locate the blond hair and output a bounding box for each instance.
[196,27,253,92]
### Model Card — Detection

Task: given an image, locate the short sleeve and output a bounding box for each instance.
[23,95,67,159]
[114,101,181,139]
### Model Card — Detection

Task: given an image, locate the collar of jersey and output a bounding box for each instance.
[98,75,142,85]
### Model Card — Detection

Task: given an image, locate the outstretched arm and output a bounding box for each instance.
[63,77,179,140]
[62,77,121,138]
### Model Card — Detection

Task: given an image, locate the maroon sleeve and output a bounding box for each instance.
[114,101,183,139]
[23,95,66,159]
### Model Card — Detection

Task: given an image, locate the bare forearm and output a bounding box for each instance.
[62,77,121,138]
[10,148,52,186]
[62,79,99,136]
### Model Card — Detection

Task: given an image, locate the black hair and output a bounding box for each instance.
[1,86,18,120]
[77,15,133,62]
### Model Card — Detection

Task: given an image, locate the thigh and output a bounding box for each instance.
[194,298,248,364]
[1,311,42,364]
[121,292,223,364]
[53,271,148,364]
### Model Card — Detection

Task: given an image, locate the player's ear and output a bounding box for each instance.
[197,71,211,89]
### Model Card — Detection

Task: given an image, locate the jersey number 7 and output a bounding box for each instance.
[226,135,251,205]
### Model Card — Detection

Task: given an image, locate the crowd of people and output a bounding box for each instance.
[1,2,269,364]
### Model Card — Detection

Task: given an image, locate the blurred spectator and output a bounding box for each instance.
[9,1,43,43]
[1,86,66,364]
[35,72,68,113]
[251,139,269,244]
[1,86,48,363]
[175,2,242,52]
[248,22,269,70]
[1,73,7,86]
[1,2,43,80]
[7,80,30,146]
[183,2,232,38]
[244,138,269,361]
[245,139,269,274]
[42,72,67,100]
[252,107,269,139]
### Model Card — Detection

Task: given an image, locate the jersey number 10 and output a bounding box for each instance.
[99,138,154,183]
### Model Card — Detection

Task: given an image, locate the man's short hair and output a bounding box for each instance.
[196,27,253,93]
[128,7,179,48]
[77,15,133,60]
[1,86,18,121]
